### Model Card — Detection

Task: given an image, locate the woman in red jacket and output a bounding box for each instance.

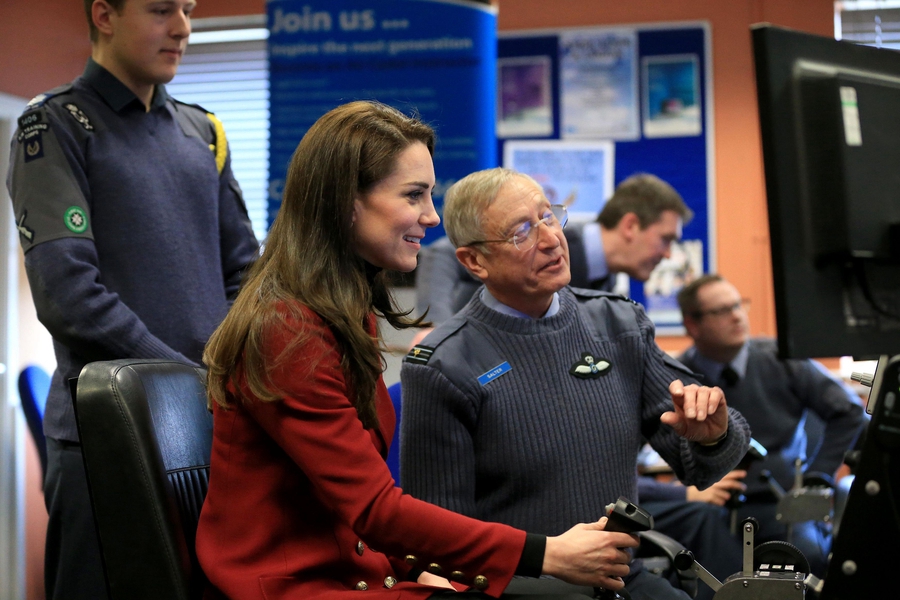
[195,100,637,600]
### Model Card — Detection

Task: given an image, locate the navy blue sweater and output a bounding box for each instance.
[7,59,259,441]
[401,287,750,536]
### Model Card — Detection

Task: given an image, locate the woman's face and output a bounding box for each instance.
[352,142,439,272]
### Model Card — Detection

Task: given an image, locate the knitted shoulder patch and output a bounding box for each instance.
[405,345,434,365]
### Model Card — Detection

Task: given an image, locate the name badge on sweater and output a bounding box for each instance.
[478,362,512,386]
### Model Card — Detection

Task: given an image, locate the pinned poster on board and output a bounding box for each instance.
[497,55,554,138]
[642,54,702,138]
[267,0,497,242]
[559,28,639,140]
[502,139,615,220]
[499,23,713,333]
[644,239,704,325]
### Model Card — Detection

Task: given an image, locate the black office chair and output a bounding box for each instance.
[74,359,211,600]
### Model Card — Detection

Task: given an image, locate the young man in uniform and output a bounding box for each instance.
[6,1,259,598]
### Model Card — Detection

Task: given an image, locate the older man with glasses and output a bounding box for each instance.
[400,167,750,600]
[414,173,693,327]
[674,274,866,578]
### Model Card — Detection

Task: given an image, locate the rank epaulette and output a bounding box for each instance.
[405,345,435,365]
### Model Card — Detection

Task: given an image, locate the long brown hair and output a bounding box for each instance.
[204,101,435,429]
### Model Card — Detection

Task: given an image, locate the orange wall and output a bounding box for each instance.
[0,2,835,599]
[0,2,90,100]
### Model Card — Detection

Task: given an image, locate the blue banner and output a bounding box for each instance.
[267,0,497,241]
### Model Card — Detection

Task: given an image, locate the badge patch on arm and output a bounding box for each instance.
[9,105,93,252]
[18,111,48,163]
[23,138,44,163]
[64,206,89,234]
[16,211,34,242]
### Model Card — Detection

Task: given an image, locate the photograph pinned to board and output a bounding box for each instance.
[497,55,554,138]
[559,28,639,140]
[644,239,704,330]
[642,54,702,138]
[503,139,615,220]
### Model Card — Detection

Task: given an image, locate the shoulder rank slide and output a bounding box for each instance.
[405,345,434,365]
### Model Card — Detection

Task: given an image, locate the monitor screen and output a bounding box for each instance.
[752,24,900,360]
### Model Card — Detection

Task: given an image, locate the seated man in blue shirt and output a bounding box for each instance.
[400,167,750,600]
[675,274,866,577]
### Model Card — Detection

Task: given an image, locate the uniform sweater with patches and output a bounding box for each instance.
[400,286,750,536]
[7,59,259,441]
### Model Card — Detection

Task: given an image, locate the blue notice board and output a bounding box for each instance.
[498,24,713,333]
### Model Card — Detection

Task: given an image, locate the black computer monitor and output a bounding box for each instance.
[752,24,900,360]
[754,26,900,598]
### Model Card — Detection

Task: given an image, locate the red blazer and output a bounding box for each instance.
[196,307,526,599]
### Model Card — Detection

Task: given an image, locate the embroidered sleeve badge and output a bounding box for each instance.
[64,206,89,234]
[16,211,34,242]
[17,110,49,163]
[23,137,44,162]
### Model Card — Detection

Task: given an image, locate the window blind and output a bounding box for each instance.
[167,16,270,240]
[836,1,900,49]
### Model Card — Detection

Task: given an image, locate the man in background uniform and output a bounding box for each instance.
[6,1,259,598]
[676,274,865,577]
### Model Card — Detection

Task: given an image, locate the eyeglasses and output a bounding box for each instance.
[693,299,751,319]
[469,205,568,251]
